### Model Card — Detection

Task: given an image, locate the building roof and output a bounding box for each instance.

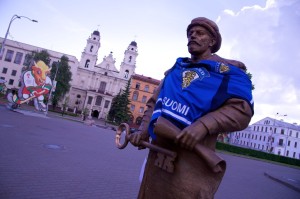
[252,117,300,130]
[93,30,100,36]
[132,74,160,85]
[130,41,137,47]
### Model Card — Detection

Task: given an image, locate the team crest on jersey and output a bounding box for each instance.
[219,63,230,73]
[182,68,210,89]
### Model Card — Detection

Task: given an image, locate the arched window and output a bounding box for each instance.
[132,91,138,101]
[98,81,107,93]
[85,59,90,68]
[129,56,132,62]
[95,96,102,106]
[124,70,129,78]
[90,45,94,52]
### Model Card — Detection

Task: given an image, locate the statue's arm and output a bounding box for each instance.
[195,98,253,135]
[130,81,163,146]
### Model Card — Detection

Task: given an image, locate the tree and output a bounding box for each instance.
[33,50,51,65]
[23,50,51,70]
[246,71,255,90]
[107,79,132,124]
[50,55,72,109]
[61,96,70,116]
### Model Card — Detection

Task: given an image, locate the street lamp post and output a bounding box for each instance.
[0,14,38,57]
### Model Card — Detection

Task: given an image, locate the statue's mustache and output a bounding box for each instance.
[187,41,200,46]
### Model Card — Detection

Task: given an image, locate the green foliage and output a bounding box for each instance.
[61,96,70,116]
[33,50,51,65]
[23,50,51,70]
[50,55,72,108]
[107,79,132,125]
[216,142,300,167]
[246,71,255,90]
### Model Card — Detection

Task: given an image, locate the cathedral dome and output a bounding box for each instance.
[93,30,100,36]
[130,41,137,47]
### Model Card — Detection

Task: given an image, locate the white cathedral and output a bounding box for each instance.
[0,30,139,119]
[68,30,138,119]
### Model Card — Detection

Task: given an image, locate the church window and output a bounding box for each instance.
[104,100,110,108]
[132,91,138,101]
[85,59,90,68]
[90,45,94,52]
[98,81,106,93]
[129,56,132,62]
[87,96,93,104]
[95,96,102,106]
[104,72,108,76]
[124,70,129,78]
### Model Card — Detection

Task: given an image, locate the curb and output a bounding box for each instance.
[264,172,300,193]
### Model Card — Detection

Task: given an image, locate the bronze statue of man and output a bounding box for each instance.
[130,17,254,199]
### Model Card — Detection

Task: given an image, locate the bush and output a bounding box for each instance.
[216,142,300,167]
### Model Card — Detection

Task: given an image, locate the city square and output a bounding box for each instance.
[0,105,299,199]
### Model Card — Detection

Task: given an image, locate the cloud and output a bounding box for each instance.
[217,0,300,124]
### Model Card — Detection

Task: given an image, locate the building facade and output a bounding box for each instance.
[0,30,139,119]
[0,38,78,91]
[229,117,300,159]
[129,74,160,127]
[67,30,138,119]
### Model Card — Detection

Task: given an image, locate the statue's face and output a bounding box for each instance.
[187,26,215,55]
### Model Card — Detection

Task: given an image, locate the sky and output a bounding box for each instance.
[0,0,299,125]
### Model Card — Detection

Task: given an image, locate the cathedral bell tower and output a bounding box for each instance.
[119,41,138,79]
[79,30,100,70]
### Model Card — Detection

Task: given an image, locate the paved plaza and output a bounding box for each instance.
[0,104,299,199]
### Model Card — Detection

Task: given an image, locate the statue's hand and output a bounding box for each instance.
[175,122,208,151]
[129,130,149,149]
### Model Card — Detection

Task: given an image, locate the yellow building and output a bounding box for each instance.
[129,74,160,128]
